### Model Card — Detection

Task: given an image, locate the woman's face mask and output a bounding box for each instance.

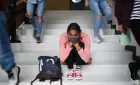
[67,30,80,43]
[68,37,80,43]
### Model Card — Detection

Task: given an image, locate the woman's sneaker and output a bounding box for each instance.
[99,29,105,39]
[8,66,20,85]
[131,72,140,85]
[67,69,75,80]
[75,69,82,80]
[36,35,42,43]
[94,36,101,43]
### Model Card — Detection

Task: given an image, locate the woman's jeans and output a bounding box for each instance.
[0,11,15,72]
[26,0,45,36]
[88,0,112,37]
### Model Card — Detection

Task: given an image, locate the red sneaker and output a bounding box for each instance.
[75,69,82,80]
[67,69,75,80]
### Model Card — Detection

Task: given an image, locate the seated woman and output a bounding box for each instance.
[59,23,90,80]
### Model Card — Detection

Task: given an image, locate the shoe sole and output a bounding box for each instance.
[37,41,42,44]
[67,77,74,80]
[16,66,21,85]
[75,77,82,80]
[130,78,140,85]
[94,40,101,43]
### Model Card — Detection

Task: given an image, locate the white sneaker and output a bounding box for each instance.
[99,29,105,39]
[130,73,140,85]
[94,36,101,43]
[9,66,20,85]
[131,78,140,85]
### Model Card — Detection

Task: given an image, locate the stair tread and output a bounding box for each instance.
[19,35,120,43]
[14,51,132,65]
[11,42,125,52]
[11,65,131,82]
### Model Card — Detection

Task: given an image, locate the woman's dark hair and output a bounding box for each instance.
[67,23,82,33]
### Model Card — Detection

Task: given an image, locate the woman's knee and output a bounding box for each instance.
[37,16,43,22]
[26,12,33,18]
[104,8,112,17]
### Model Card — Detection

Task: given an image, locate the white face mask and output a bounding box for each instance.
[72,0,82,3]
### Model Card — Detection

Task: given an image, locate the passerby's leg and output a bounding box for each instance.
[0,11,20,85]
[88,0,101,43]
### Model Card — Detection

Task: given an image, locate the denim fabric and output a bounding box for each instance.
[0,11,15,72]
[88,0,112,37]
[26,0,45,35]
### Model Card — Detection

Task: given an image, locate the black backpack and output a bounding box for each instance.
[31,56,63,85]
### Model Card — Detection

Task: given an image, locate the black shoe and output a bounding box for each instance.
[8,66,20,85]
[36,36,42,43]
[11,40,21,43]
[131,72,140,85]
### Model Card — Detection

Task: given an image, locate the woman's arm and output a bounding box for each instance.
[59,35,73,62]
[77,34,90,63]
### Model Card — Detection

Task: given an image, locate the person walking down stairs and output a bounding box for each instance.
[115,0,140,84]
[59,23,90,80]
[85,0,112,43]
[115,0,133,33]
[128,0,140,85]
[0,11,20,85]
[24,0,45,43]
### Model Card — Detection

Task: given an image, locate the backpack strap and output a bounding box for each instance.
[50,78,62,85]
[38,56,43,72]
[38,57,41,72]
[60,78,63,85]
[31,74,39,85]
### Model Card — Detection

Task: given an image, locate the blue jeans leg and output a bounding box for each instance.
[88,0,101,37]
[26,0,44,36]
[0,11,15,73]
[26,2,37,30]
[36,0,45,36]
[99,0,112,29]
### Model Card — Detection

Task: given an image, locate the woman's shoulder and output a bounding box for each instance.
[59,32,68,39]
[81,32,89,38]
[60,32,67,37]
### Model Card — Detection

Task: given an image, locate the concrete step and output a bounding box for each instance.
[19,35,120,43]
[11,42,125,52]
[44,14,113,21]
[19,28,115,36]
[45,10,93,16]
[0,82,134,85]
[0,83,8,85]
[43,20,98,24]
[0,65,131,82]
[22,24,111,30]
[44,10,113,19]
[0,67,8,82]
[14,52,132,65]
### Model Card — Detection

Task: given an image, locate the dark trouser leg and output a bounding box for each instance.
[75,42,86,68]
[10,22,16,41]
[129,62,140,76]
[65,42,86,69]
[65,48,75,69]
[130,20,140,47]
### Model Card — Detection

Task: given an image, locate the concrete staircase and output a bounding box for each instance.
[0,10,134,85]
